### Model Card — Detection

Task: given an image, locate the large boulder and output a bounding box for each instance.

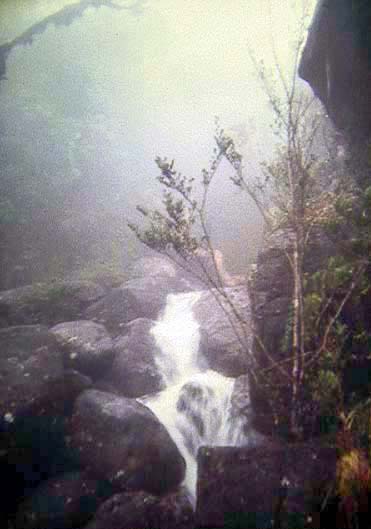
[0,325,92,519]
[68,390,186,495]
[84,275,185,335]
[0,325,64,420]
[102,318,163,397]
[184,248,246,288]
[50,320,115,379]
[83,488,194,529]
[193,287,251,377]
[299,0,371,137]
[196,442,337,529]
[14,471,109,529]
[131,251,244,292]
[103,254,196,335]
[130,255,179,282]
[1,370,91,525]
[0,280,105,328]
[92,253,245,343]
[0,324,91,516]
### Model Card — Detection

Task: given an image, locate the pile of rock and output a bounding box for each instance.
[0,254,252,529]
[0,252,337,529]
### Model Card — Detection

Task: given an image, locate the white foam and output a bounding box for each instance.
[141,291,251,502]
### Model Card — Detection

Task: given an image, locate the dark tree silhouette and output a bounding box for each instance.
[0,0,146,81]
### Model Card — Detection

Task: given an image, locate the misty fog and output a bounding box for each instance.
[0,0,317,288]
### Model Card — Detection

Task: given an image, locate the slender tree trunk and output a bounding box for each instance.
[290,235,301,437]
[288,148,306,438]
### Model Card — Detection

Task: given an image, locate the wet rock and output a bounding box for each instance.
[92,379,122,395]
[83,488,194,529]
[194,287,251,377]
[131,251,243,292]
[230,375,268,444]
[102,318,163,397]
[85,253,246,337]
[0,280,105,328]
[231,374,252,419]
[1,358,91,519]
[1,411,83,520]
[0,325,92,517]
[50,320,115,379]
[84,275,183,335]
[248,233,293,436]
[130,255,179,282]
[174,249,245,290]
[130,253,200,291]
[231,373,250,406]
[0,325,64,419]
[196,442,337,529]
[68,390,186,495]
[14,471,111,529]
[248,228,336,435]
[183,248,246,289]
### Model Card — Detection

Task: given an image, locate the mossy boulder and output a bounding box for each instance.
[0,280,105,328]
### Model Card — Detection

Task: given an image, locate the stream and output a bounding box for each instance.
[141,291,253,502]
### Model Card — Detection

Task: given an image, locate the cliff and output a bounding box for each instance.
[299,0,371,138]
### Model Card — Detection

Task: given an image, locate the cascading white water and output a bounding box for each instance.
[142,291,249,502]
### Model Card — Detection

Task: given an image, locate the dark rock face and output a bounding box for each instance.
[0,281,105,328]
[248,228,336,435]
[50,320,115,379]
[83,488,195,529]
[0,328,93,525]
[299,0,371,136]
[0,324,91,520]
[103,318,163,397]
[194,287,251,377]
[0,325,64,419]
[248,230,294,430]
[300,2,371,415]
[196,442,337,529]
[249,230,293,357]
[14,471,109,529]
[68,390,186,495]
[1,416,81,522]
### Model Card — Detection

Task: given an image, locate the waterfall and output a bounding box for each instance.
[141,290,251,502]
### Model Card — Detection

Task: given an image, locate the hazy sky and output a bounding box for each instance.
[0,0,317,270]
[1,0,316,156]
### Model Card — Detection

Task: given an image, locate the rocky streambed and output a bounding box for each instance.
[0,255,337,529]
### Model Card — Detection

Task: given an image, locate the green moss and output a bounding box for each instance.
[22,281,73,304]
[73,262,127,288]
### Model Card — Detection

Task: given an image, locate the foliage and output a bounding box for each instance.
[336,444,371,529]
